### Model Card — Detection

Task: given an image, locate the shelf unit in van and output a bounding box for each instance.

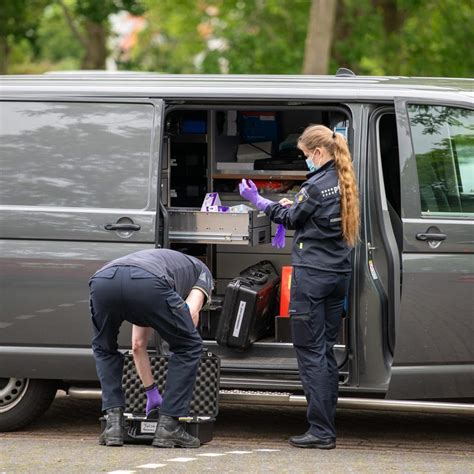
[164,106,348,349]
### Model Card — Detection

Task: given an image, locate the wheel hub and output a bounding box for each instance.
[0,378,29,413]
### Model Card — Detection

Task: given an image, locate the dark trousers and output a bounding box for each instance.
[89,266,203,417]
[289,266,351,440]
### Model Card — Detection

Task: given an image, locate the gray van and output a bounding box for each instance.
[0,72,473,430]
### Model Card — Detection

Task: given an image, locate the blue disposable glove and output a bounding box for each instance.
[272,224,286,248]
[239,179,273,212]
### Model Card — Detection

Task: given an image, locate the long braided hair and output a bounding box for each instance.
[297,124,360,247]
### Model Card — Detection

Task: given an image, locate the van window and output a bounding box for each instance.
[407,104,474,216]
[0,102,153,209]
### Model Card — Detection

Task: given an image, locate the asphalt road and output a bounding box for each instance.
[1,393,473,473]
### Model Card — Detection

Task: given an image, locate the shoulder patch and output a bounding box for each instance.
[295,188,310,204]
[321,184,340,199]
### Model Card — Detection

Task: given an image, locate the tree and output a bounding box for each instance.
[303,0,338,74]
[331,0,474,77]
[129,0,310,74]
[0,0,48,74]
[58,0,145,69]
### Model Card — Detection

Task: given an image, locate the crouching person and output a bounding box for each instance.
[89,248,212,448]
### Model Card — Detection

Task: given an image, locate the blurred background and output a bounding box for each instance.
[1,0,473,77]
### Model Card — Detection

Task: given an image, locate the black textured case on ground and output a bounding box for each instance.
[216,261,280,349]
[109,350,220,444]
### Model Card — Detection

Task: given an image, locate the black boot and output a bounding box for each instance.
[152,414,200,448]
[289,431,336,450]
[99,407,125,446]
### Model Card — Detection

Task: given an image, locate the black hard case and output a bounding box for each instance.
[216,261,280,349]
[112,350,220,444]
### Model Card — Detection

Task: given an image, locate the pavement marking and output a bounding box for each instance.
[15,315,36,319]
[76,299,89,303]
[0,323,13,328]
[136,464,167,469]
[36,308,55,313]
[107,471,136,474]
[254,449,281,452]
[196,453,227,457]
[166,457,197,462]
[226,450,253,454]
[57,303,75,307]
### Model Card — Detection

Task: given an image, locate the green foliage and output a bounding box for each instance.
[0,0,46,38]
[37,4,82,64]
[331,0,474,77]
[1,0,473,77]
[128,0,310,74]
[74,0,145,23]
[399,0,474,77]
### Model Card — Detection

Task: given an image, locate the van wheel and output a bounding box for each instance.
[0,378,57,431]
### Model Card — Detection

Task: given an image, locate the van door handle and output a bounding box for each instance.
[416,232,447,242]
[104,223,141,231]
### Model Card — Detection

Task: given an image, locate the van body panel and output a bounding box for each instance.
[389,364,474,400]
[1,75,472,104]
[388,98,474,399]
[0,240,154,348]
[0,99,165,374]
[351,104,393,392]
[0,75,472,402]
[366,107,401,360]
[0,347,98,380]
[0,209,156,242]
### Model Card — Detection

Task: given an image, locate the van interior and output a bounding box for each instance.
[162,106,351,351]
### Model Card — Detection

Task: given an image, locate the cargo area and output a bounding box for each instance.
[161,105,351,379]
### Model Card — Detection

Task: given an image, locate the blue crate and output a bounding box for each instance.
[182,119,207,134]
[239,112,278,144]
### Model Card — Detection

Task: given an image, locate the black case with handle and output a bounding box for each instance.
[101,347,220,445]
[216,261,280,349]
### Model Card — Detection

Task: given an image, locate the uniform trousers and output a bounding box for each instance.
[289,266,351,440]
[89,265,203,416]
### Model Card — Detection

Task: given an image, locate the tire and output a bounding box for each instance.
[0,378,57,431]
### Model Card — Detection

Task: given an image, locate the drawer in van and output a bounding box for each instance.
[168,207,270,245]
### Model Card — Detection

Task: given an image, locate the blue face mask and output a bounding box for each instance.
[305,157,316,173]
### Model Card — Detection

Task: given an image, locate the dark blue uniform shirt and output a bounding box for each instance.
[266,160,351,272]
[92,249,213,300]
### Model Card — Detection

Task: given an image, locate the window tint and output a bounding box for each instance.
[407,104,474,216]
[0,102,153,208]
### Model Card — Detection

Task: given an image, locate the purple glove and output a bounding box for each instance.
[239,178,258,203]
[272,224,286,248]
[145,384,163,416]
[239,179,273,212]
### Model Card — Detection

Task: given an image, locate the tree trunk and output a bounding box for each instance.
[332,0,354,72]
[0,36,9,74]
[81,20,107,70]
[371,0,407,75]
[302,0,338,75]
[372,0,405,35]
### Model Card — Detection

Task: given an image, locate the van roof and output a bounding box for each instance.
[1,73,472,102]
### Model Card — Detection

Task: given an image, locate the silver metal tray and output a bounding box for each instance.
[168,207,271,245]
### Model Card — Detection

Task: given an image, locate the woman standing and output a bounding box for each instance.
[239,124,359,449]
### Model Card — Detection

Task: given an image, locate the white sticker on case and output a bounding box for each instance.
[232,300,247,338]
[141,421,157,434]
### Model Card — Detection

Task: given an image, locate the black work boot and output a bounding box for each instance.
[99,407,125,446]
[152,414,200,448]
[289,431,336,450]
